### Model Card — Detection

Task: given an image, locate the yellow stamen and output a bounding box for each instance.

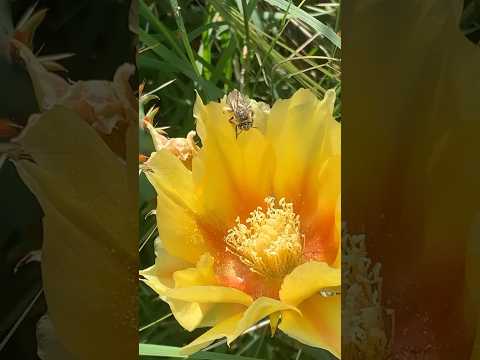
[225,197,304,278]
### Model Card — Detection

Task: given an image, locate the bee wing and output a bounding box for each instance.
[226,90,241,109]
[226,89,237,100]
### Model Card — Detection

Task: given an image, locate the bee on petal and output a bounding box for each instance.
[223,89,254,138]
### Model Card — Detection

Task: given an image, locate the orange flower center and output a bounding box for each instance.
[225,197,304,279]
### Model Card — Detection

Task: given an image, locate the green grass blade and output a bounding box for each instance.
[188,21,228,41]
[139,344,184,357]
[140,30,193,76]
[263,0,341,49]
[140,30,223,98]
[139,0,185,58]
[139,313,173,333]
[168,0,201,77]
[211,36,238,83]
[138,55,177,74]
[209,0,333,96]
[139,344,263,359]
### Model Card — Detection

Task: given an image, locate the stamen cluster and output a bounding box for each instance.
[225,197,304,278]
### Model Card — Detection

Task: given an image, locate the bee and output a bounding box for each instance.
[224,89,254,138]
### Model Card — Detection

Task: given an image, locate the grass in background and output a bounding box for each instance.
[138,0,340,137]
[139,1,340,359]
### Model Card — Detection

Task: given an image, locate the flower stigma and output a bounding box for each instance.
[225,197,304,279]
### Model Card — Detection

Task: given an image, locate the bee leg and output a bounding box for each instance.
[235,126,240,139]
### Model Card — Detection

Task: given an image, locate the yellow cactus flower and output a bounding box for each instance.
[141,89,341,358]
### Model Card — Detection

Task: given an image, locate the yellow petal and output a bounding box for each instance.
[226,297,300,345]
[193,92,236,150]
[146,150,207,263]
[266,89,338,203]
[333,195,341,268]
[279,295,340,359]
[172,253,216,287]
[269,312,281,336]
[301,155,341,264]
[142,252,245,332]
[145,149,196,210]
[140,247,191,294]
[180,313,244,355]
[166,286,252,306]
[180,298,301,356]
[233,129,276,216]
[196,303,247,329]
[166,294,246,331]
[191,94,241,228]
[279,261,340,306]
[155,189,207,263]
[192,94,275,233]
[168,301,211,331]
[250,100,270,134]
[314,156,341,215]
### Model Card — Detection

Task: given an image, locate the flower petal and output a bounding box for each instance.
[180,297,301,356]
[145,149,196,210]
[142,252,246,332]
[191,93,242,230]
[173,253,216,288]
[267,89,338,203]
[180,313,244,355]
[166,286,252,306]
[333,196,341,268]
[250,100,270,134]
[165,298,245,331]
[192,95,275,242]
[279,295,340,359]
[146,150,207,263]
[265,90,340,265]
[226,297,300,345]
[302,156,341,264]
[168,301,211,332]
[279,261,340,306]
[155,189,207,263]
[140,247,191,293]
[235,130,275,208]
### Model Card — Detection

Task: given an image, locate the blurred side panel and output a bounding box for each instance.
[0,1,137,359]
[342,0,480,359]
